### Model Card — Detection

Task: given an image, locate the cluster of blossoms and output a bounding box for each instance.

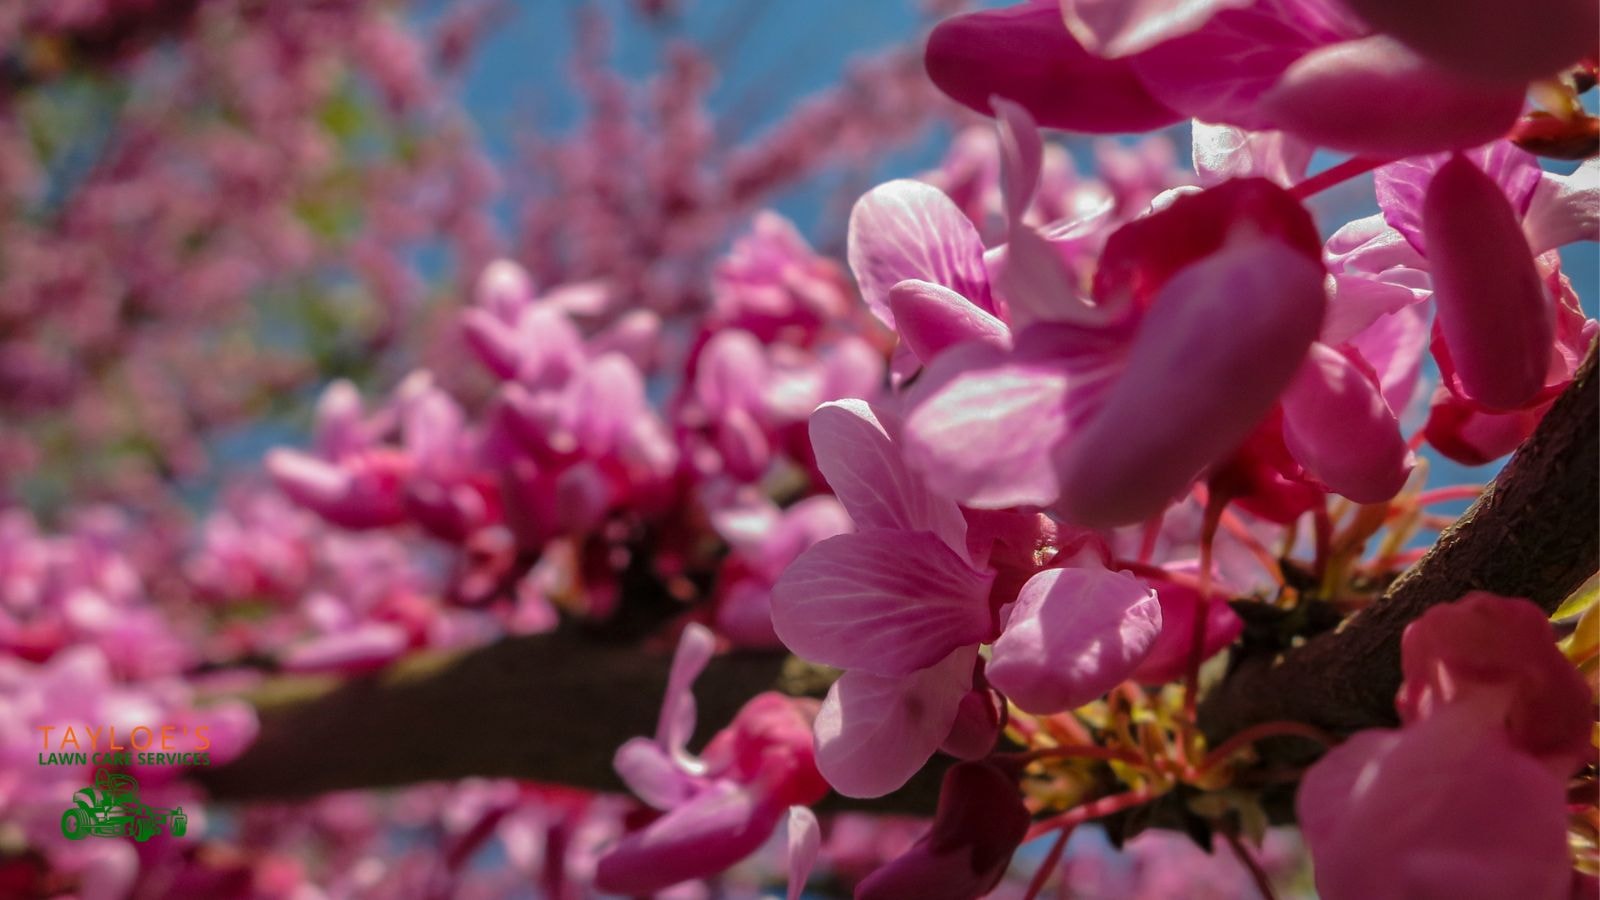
[0,0,1594,897]
[686,0,1596,896]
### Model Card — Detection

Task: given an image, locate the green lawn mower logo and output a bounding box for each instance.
[60,768,188,842]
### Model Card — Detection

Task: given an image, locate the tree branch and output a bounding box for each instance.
[198,628,948,813]
[1199,342,1598,743]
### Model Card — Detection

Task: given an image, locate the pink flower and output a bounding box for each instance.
[927,0,1525,158]
[1297,593,1592,900]
[890,175,1328,525]
[855,761,1031,900]
[596,625,828,895]
[772,400,1160,796]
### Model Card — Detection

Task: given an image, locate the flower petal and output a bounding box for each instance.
[887,280,1012,366]
[771,530,994,677]
[1335,0,1597,84]
[807,400,969,554]
[1062,0,1253,57]
[1058,238,1326,527]
[595,781,782,895]
[847,179,992,329]
[925,1,1182,133]
[813,647,976,798]
[1297,708,1572,900]
[1258,36,1525,157]
[1280,343,1414,504]
[1423,154,1553,410]
[987,566,1161,713]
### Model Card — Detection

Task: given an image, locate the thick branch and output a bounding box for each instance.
[1200,343,1599,742]
[199,629,947,812]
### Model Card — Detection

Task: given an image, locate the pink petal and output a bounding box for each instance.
[1297,708,1572,900]
[595,781,782,895]
[1525,158,1600,256]
[614,738,701,812]
[813,647,976,798]
[1128,0,1347,131]
[1062,0,1253,57]
[786,807,821,900]
[807,400,969,555]
[1346,304,1429,417]
[986,566,1161,713]
[1191,121,1313,187]
[940,685,1001,760]
[1058,238,1326,527]
[925,2,1182,133]
[770,530,995,677]
[993,96,1042,224]
[886,280,1012,366]
[847,180,992,329]
[901,339,1076,509]
[1397,592,1593,775]
[1130,578,1243,684]
[1423,154,1553,410]
[1280,343,1413,503]
[1423,386,1547,466]
[992,224,1100,328]
[1375,142,1543,254]
[1258,36,1526,157]
[658,623,716,756]
[857,761,1031,900]
[1335,0,1597,83]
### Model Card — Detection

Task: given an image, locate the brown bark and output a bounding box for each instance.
[1198,343,1598,742]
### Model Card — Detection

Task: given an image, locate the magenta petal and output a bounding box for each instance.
[993,225,1100,328]
[1128,1,1343,131]
[1131,580,1243,685]
[1297,708,1572,900]
[1525,159,1600,256]
[1374,142,1543,254]
[1057,239,1326,527]
[813,647,976,798]
[847,179,992,328]
[925,2,1181,133]
[987,566,1161,713]
[807,400,969,554]
[1398,592,1593,775]
[1280,343,1413,504]
[770,530,994,677]
[901,340,1074,509]
[657,623,715,755]
[785,807,821,900]
[1258,36,1525,157]
[1423,386,1545,466]
[992,97,1042,224]
[887,280,1012,365]
[595,781,781,895]
[940,687,1001,760]
[1423,155,1553,410]
[614,738,701,812]
[1335,0,1598,83]
[1191,121,1313,187]
[1062,0,1252,57]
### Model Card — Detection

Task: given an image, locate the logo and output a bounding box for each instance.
[59,769,189,843]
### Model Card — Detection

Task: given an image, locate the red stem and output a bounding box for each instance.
[1026,788,1159,842]
[1198,720,1338,774]
[1223,828,1280,900]
[1289,155,1383,199]
[1022,822,1075,900]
